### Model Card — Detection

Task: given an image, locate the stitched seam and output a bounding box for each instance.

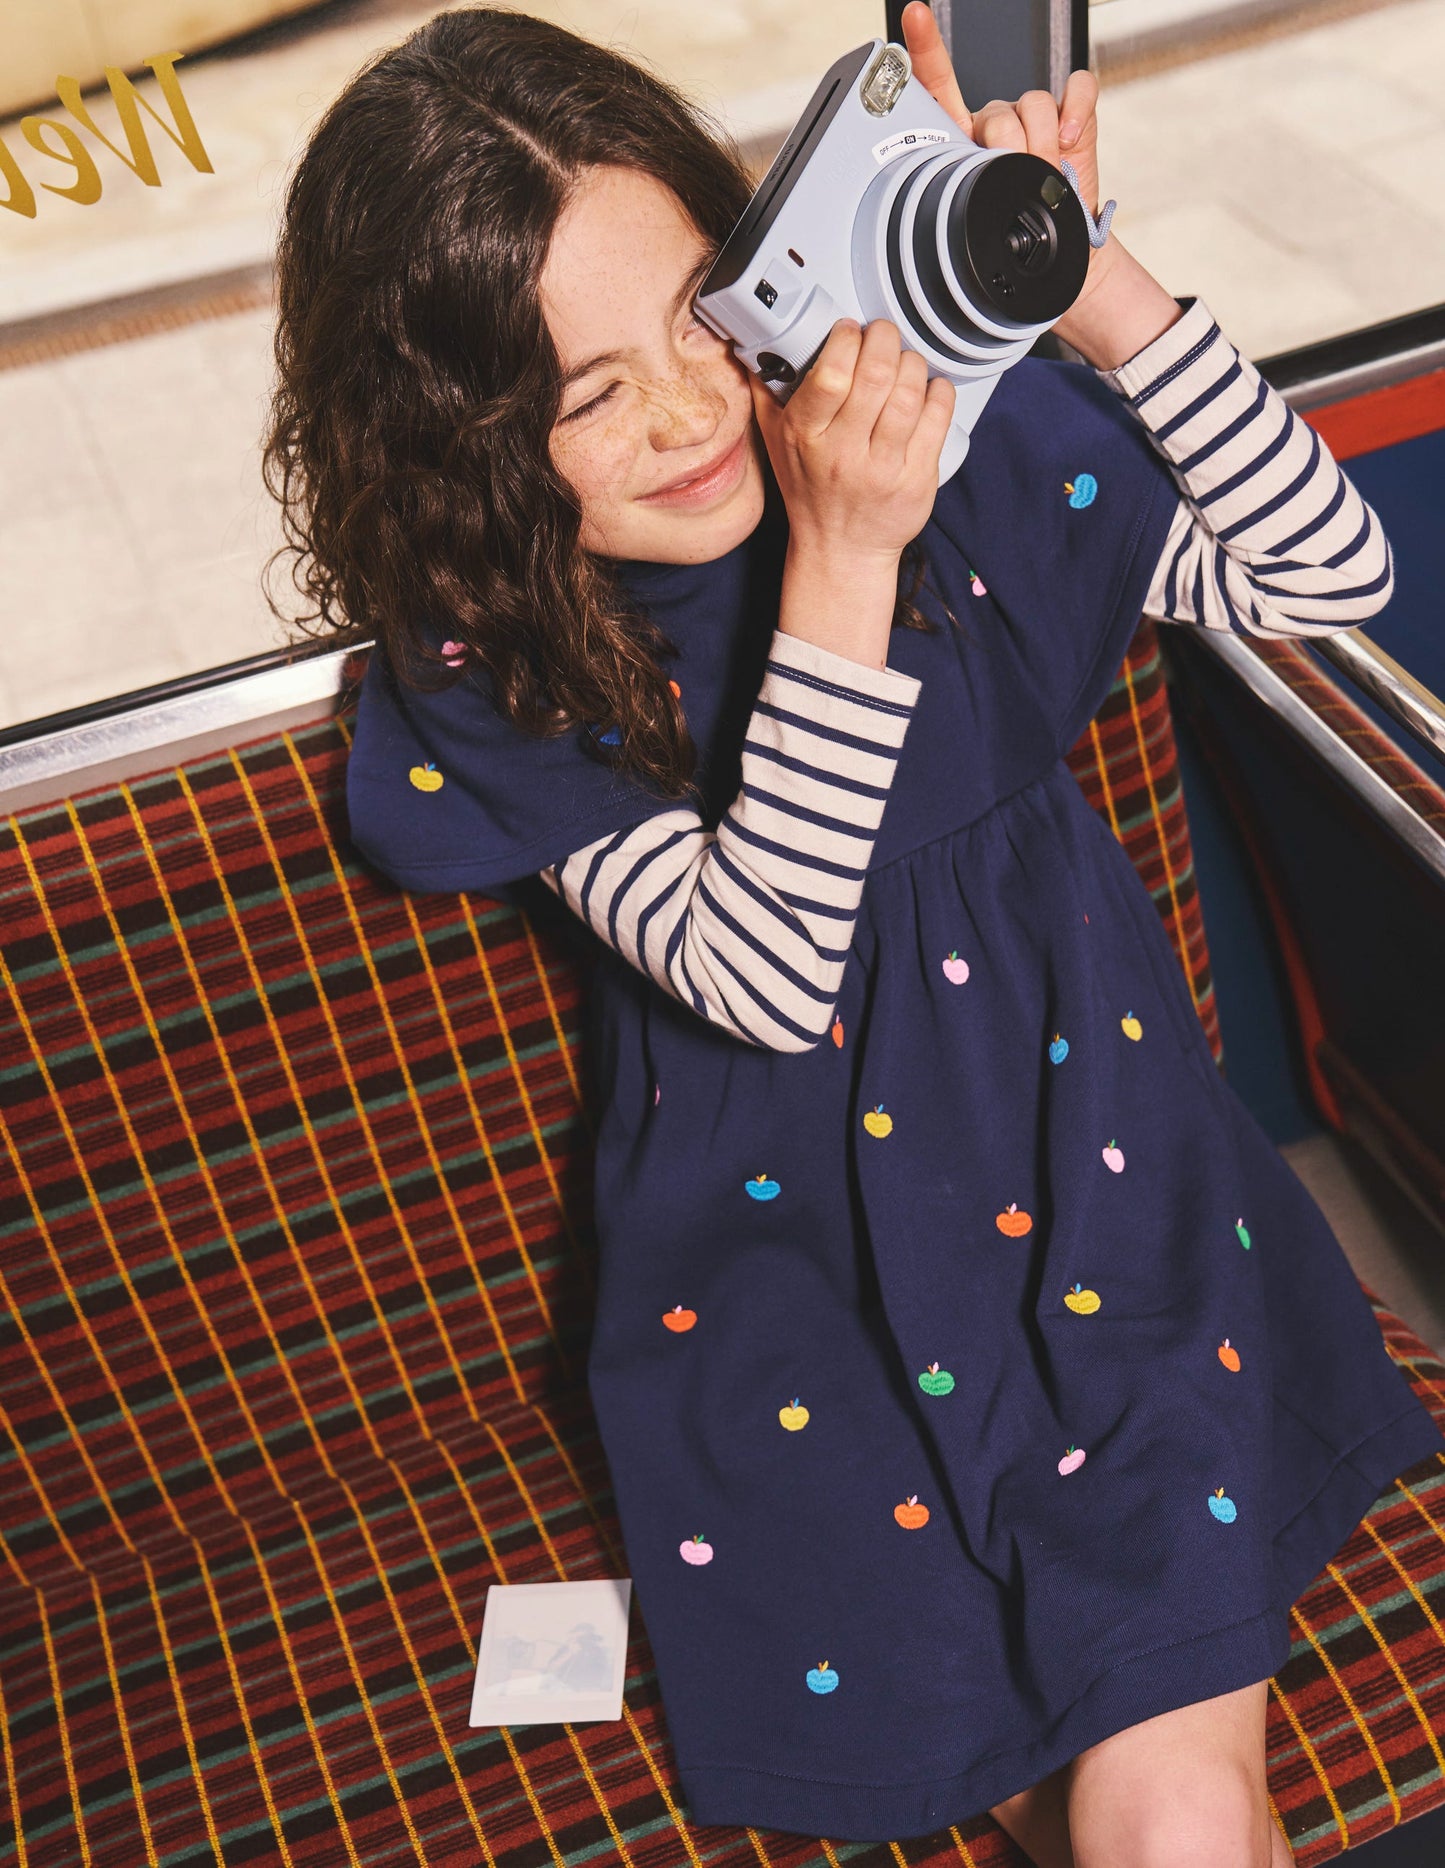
[766,658,918,718]
[1129,323,1222,407]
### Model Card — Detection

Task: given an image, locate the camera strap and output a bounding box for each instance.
[1060,159,1117,249]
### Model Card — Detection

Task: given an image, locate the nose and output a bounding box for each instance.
[644,355,726,454]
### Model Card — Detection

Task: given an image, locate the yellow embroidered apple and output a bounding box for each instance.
[863,1104,893,1137]
[779,1397,810,1431]
[1121,1010,1143,1041]
[409,762,444,792]
[1064,1283,1101,1314]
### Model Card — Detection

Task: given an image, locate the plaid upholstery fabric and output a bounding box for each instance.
[2,631,1441,1867]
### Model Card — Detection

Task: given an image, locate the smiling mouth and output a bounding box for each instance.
[642,430,748,500]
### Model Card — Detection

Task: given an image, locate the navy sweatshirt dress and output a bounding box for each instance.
[346,353,1445,1841]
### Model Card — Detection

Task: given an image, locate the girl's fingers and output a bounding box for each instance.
[1058,68,1098,149]
[971,100,1028,154]
[899,0,972,135]
[785,320,863,436]
[829,319,906,442]
[905,372,958,477]
[868,347,930,459]
[1014,88,1062,167]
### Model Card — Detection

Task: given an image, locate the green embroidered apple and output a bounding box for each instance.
[918,1362,955,1396]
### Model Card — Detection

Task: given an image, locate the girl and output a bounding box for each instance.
[265,6,1445,1862]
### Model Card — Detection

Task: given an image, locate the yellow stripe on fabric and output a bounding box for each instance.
[1085,717,1124,841]
[87,1570,161,1868]
[236,1515,365,1868]
[70,802,299,1501]
[138,1560,226,1866]
[283,736,490,1412]
[1268,1672,1347,1850]
[2,835,237,1514]
[1359,1516,1445,1652]
[33,1582,92,1868]
[399,891,576,1395]
[1325,1556,1445,1780]
[0,1627,30,1868]
[174,768,424,1437]
[121,782,386,1468]
[0,1257,135,1570]
[278,1499,435,1865]
[1294,1595,1398,1829]
[229,750,467,1412]
[518,907,590,1135]
[458,893,597,1306]
[190,1543,296,1868]
[1120,657,1203,1019]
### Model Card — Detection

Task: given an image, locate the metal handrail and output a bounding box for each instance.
[1310,629,1445,770]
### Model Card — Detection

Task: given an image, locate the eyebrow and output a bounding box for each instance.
[557,250,715,392]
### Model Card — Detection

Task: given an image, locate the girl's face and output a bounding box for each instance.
[542,165,766,565]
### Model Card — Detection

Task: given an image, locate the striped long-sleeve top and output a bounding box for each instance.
[540,295,1393,1052]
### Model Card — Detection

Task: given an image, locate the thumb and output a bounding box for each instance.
[747,370,785,451]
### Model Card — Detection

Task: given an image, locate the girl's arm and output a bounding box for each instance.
[539,625,920,1052]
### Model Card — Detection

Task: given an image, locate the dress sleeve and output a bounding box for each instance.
[536,626,923,1052]
[1096,296,1395,638]
[344,641,687,907]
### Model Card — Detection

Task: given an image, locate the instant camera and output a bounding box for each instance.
[695,39,1096,484]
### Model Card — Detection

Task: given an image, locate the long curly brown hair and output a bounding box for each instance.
[262,5,942,805]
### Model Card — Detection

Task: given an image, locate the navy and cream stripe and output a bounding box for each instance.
[540,628,921,1052]
[1111,295,1395,637]
[544,295,1394,1047]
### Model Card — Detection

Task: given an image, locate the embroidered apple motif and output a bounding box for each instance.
[1235,1217,1252,1250]
[831,1015,844,1047]
[806,1661,838,1694]
[440,639,466,668]
[1218,1339,1241,1372]
[1048,1033,1069,1065]
[1208,1488,1237,1523]
[668,680,681,697]
[409,762,444,792]
[662,1306,696,1333]
[1064,1283,1101,1315]
[942,950,970,984]
[918,1362,955,1396]
[654,1082,661,1105]
[996,1203,1033,1237]
[746,1174,780,1201]
[680,1533,713,1564]
[894,1495,930,1529]
[1121,1010,1143,1041]
[1101,1139,1125,1173]
[863,1104,893,1138]
[969,571,987,597]
[779,1397,810,1431]
[1065,473,1098,509]
[1058,1444,1086,1475]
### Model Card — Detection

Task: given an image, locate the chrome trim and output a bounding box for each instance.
[1312,630,1445,769]
[1192,633,1445,886]
[1275,337,1445,412]
[0,648,357,817]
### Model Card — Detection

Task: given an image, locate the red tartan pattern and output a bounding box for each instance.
[2,630,1442,1866]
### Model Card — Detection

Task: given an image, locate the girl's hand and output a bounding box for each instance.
[899,0,1117,327]
[749,317,956,568]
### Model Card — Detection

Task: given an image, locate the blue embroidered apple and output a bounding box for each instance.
[1208,1487,1237,1524]
[1049,1033,1069,1065]
[1065,473,1098,508]
[746,1174,780,1201]
[807,1661,839,1694]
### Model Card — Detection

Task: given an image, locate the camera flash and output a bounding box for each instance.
[860,45,910,117]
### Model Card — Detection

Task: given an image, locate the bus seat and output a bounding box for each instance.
[2,621,1442,1866]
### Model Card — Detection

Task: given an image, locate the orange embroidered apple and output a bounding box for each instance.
[1218,1339,1241,1372]
[894,1495,930,1529]
[996,1203,1032,1237]
[779,1397,810,1431]
[409,762,444,792]
[863,1104,893,1137]
[662,1306,696,1332]
[669,680,681,697]
[831,1015,844,1048]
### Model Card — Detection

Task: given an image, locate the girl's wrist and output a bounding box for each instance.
[779,537,903,673]
[1051,240,1187,373]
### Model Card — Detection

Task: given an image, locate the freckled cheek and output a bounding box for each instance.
[553,422,646,518]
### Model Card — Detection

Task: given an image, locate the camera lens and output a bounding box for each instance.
[947,154,1090,325]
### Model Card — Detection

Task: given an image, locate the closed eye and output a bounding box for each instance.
[560,383,618,424]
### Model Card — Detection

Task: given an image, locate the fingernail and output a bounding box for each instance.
[1060,121,1079,148]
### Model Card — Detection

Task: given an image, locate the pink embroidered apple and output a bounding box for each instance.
[1058,1444,1086,1475]
[1101,1139,1125,1173]
[942,951,970,984]
[680,1533,713,1564]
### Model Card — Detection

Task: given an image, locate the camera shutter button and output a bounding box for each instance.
[749,284,840,391]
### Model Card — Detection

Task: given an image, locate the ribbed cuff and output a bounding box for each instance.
[767,625,924,710]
